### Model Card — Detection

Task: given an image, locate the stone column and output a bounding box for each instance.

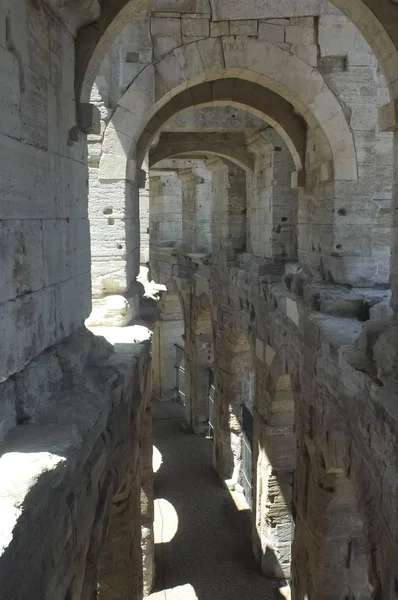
[87,166,143,327]
[148,171,182,249]
[206,158,246,256]
[97,465,142,600]
[392,128,398,313]
[183,292,213,433]
[379,103,398,312]
[269,133,299,260]
[246,133,275,259]
[252,359,295,580]
[151,293,184,401]
[177,168,197,253]
[212,324,254,486]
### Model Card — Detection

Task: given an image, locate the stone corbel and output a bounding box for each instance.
[77,103,101,135]
[322,430,348,475]
[291,170,306,189]
[320,161,334,182]
[379,100,398,132]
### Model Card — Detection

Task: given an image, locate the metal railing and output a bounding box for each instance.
[207,371,215,439]
[174,344,186,406]
[241,403,253,508]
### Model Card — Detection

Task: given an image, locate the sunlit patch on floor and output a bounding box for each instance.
[154,498,179,543]
[148,583,198,600]
[153,445,163,473]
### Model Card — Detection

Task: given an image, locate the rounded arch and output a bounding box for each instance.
[331,0,398,95]
[99,37,358,181]
[138,79,307,172]
[149,132,255,172]
[253,350,298,579]
[76,0,147,103]
[76,1,398,102]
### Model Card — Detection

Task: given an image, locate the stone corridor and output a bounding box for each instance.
[3,0,398,597]
[149,401,283,600]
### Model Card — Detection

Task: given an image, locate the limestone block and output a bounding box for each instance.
[379,100,398,132]
[291,170,305,189]
[230,20,258,36]
[154,36,182,60]
[322,430,347,474]
[318,16,376,66]
[54,273,92,339]
[151,16,181,37]
[155,54,185,101]
[14,350,63,422]
[181,15,209,38]
[175,42,206,81]
[0,132,57,219]
[86,295,139,327]
[291,43,318,66]
[0,220,44,304]
[53,154,89,219]
[285,24,315,45]
[210,21,229,37]
[91,258,137,297]
[0,289,57,383]
[286,298,299,326]
[258,22,285,43]
[0,47,21,140]
[320,161,334,182]
[42,218,90,287]
[0,379,17,444]
[99,126,134,179]
[256,338,265,361]
[265,344,276,366]
[222,36,247,69]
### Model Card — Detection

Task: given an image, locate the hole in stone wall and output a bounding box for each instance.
[103,207,113,215]
[108,218,115,225]
[117,244,123,249]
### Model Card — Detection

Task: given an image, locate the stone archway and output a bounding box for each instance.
[252,341,297,581]
[76,0,398,100]
[99,36,358,182]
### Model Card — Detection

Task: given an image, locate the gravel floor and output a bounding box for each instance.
[148,400,285,600]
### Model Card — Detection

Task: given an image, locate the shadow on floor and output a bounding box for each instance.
[149,401,286,600]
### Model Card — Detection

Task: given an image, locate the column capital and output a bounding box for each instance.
[291,170,306,189]
[204,156,228,172]
[379,100,398,132]
[246,131,272,154]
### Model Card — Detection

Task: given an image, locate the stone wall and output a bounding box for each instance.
[151,242,396,594]
[0,326,152,600]
[0,0,92,392]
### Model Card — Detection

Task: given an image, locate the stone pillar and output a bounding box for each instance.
[152,293,184,401]
[87,166,142,327]
[392,128,398,313]
[194,166,213,254]
[140,159,150,265]
[206,158,246,256]
[97,465,142,600]
[178,168,197,253]
[252,360,295,580]
[183,293,213,433]
[148,171,182,249]
[270,134,299,260]
[379,102,398,312]
[246,133,275,258]
[212,325,254,486]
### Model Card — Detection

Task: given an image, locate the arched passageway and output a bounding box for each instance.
[2,1,398,599]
